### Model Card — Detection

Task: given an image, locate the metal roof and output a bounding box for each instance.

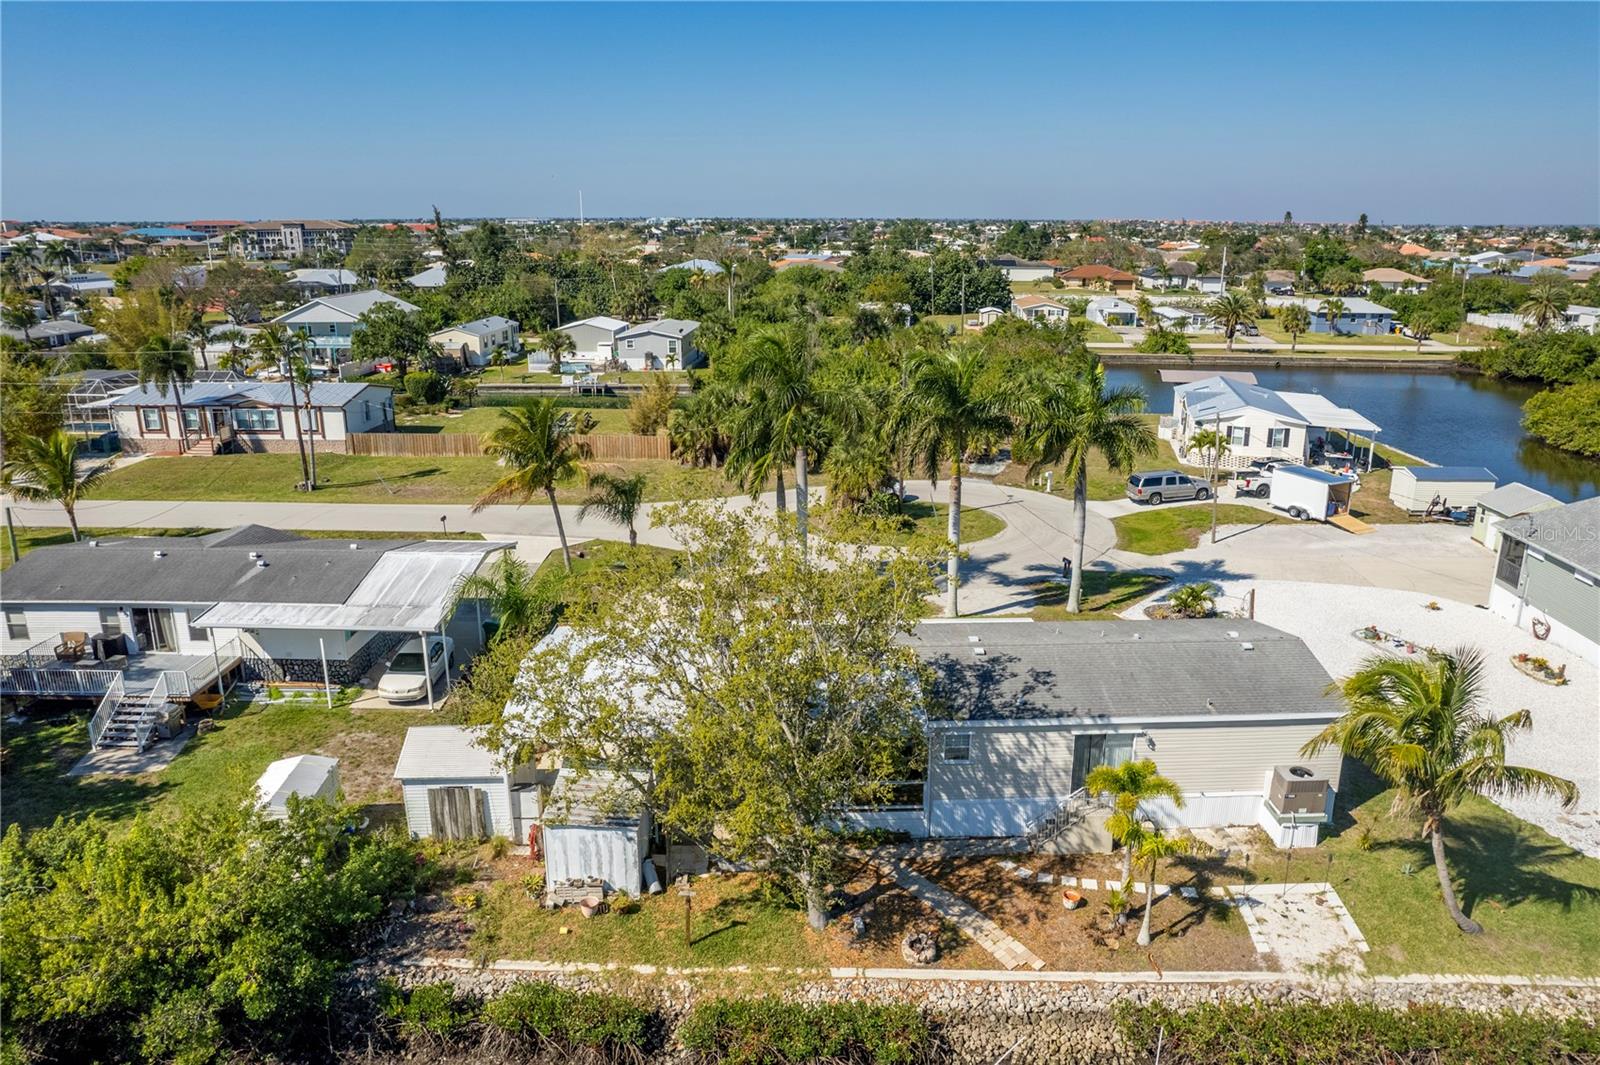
[1396,466,1497,482]
[434,315,517,337]
[406,264,449,287]
[393,725,504,780]
[905,619,1340,723]
[109,380,389,408]
[1277,465,1355,486]
[657,258,724,274]
[288,268,359,286]
[1176,376,1309,424]
[617,318,698,340]
[543,768,643,827]
[1475,482,1560,517]
[1277,391,1381,433]
[193,540,513,632]
[1494,496,1600,576]
[272,289,418,326]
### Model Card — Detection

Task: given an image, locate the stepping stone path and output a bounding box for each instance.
[867,854,1046,971]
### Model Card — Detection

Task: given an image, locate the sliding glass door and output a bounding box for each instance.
[1071,733,1135,791]
[131,608,178,653]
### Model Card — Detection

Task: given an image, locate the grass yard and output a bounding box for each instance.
[993,417,1182,501]
[1028,570,1169,621]
[1,694,437,834]
[1253,319,1443,351]
[1197,771,1600,977]
[1113,503,1285,554]
[92,453,747,505]
[817,501,1006,548]
[398,404,636,435]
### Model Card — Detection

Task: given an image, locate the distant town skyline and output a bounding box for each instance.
[3,2,1597,224]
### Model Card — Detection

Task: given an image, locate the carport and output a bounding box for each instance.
[1279,391,1382,471]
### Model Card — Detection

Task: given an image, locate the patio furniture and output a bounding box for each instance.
[54,632,89,662]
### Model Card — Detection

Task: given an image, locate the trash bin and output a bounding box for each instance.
[91,633,126,662]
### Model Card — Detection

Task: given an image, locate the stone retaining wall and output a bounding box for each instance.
[359,958,1600,1065]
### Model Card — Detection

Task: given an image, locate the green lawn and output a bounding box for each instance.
[1,694,437,834]
[397,405,635,435]
[1253,319,1439,350]
[92,454,747,506]
[1191,769,1600,977]
[1028,570,1169,621]
[818,501,1005,547]
[1113,503,1286,554]
[993,416,1182,501]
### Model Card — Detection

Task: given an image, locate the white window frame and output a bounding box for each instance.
[941,731,972,764]
[5,609,28,641]
[141,408,164,432]
[1267,427,1290,449]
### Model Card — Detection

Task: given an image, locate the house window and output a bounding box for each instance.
[668,340,678,354]
[941,731,972,763]
[99,609,122,637]
[187,619,209,644]
[625,339,634,349]
[297,408,320,432]
[182,409,201,431]
[141,408,164,432]
[233,408,279,432]
[1496,538,1526,588]
[1267,428,1290,449]
[1227,425,1251,446]
[5,610,28,641]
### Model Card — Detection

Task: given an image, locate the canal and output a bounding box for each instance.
[1106,365,1600,503]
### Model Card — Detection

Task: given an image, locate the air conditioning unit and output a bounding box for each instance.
[1269,765,1331,817]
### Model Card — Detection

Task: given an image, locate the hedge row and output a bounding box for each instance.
[1115,1001,1600,1065]
[378,979,650,1053]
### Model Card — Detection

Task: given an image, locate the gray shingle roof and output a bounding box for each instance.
[1476,482,1559,516]
[617,318,698,340]
[1,528,414,605]
[1496,496,1600,576]
[905,619,1340,723]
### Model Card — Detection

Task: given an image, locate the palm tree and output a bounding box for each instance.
[136,335,196,453]
[1166,581,1219,618]
[1084,759,1184,885]
[730,322,853,550]
[1134,829,1200,946]
[1405,308,1443,353]
[285,334,320,489]
[451,552,551,643]
[1,296,37,343]
[184,311,213,372]
[716,255,738,315]
[1302,648,1578,934]
[539,327,576,371]
[578,471,647,547]
[474,399,591,572]
[1186,426,1230,482]
[1205,291,1256,352]
[215,327,252,372]
[2,430,107,541]
[896,345,1012,617]
[1318,297,1347,336]
[1011,354,1154,613]
[249,324,315,489]
[1278,303,1311,351]
[1134,294,1156,329]
[1518,274,1568,332]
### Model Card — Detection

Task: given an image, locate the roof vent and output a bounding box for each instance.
[1241,641,1255,651]
[350,543,361,549]
[248,551,261,560]
[89,539,100,547]
[1205,698,1216,711]
[1226,630,1240,638]
[255,559,268,568]
[1132,632,1142,640]
[152,550,165,559]
[972,646,986,656]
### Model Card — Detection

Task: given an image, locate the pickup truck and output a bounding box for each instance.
[1234,464,1278,498]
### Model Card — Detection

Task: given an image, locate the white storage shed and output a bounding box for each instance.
[255,754,341,819]
[1388,466,1498,513]
[393,725,537,842]
[541,769,651,897]
[1472,482,1562,551]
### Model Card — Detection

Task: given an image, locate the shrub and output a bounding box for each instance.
[404,370,448,404]
[679,999,929,1065]
[628,374,678,435]
[481,982,651,1050]
[378,980,476,1039]
[1115,1001,1600,1064]
[1136,328,1194,355]
[1522,380,1600,457]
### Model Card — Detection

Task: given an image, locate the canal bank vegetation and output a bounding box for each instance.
[1458,324,1600,460]
[1524,380,1600,458]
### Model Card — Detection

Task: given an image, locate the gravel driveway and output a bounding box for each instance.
[1125,579,1600,858]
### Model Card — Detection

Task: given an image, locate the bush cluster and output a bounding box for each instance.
[1115,1001,1600,1064]
[1523,380,1600,457]
[404,369,449,404]
[679,998,930,1065]
[377,980,651,1054]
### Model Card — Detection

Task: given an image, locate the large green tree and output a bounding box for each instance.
[1012,354,1154,612]
[1303,648,1578,934]
[349,300,431,378]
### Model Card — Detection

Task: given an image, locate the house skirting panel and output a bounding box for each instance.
[240,632,405,687]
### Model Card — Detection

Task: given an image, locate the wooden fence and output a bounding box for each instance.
[348,431,672,461]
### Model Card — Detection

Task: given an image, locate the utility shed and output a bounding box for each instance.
[255,754,341,819]
[393,725,532,841]
[1472,482,1562,550]
[541,769,650,897]
[1388,466,1497,513]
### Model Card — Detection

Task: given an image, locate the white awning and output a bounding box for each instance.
[1279,391,1381,433]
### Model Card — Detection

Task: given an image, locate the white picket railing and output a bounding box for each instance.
[8,667,121,697]
[159,637,244,698]
[87,674,126,750]
[133,674,170,752]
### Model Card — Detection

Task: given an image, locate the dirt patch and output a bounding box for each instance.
[823,857,988,970]
[910,855,1270,973]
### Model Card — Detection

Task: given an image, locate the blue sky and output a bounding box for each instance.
[3,2,1596,223]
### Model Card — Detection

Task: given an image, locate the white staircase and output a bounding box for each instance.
[89,675,173,752]
[1023,788,1108,851]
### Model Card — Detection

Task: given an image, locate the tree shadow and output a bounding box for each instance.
[322,467,444,489]
[1446,809,1600,918]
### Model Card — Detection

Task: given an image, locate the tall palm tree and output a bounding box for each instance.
[42,241,75,283]
[1303,648,1578,934]
[1134,829,1200,947]
[451,552,551,643]
[1205,291,1256,352]
[1278,303,1311,351]
[1518,274,1568,332]
[730,322,853,550]
[716,255,738,314]
[136,335,196,453]
[1084,759,1184,885]
[1318,297,1347,336]
[215,327,252,372]
[578,470,647,547]
[285,334,320,489]
[2,430,108,541]
[184,310,213,372]
[249,324,315,489]
[474,399,591,572]
[1012,355,1154,613]
[1,295,37,343]
[897,345,1011,617]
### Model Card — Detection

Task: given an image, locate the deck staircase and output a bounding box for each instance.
[89,675,174,752]
[1023,788,1110,852]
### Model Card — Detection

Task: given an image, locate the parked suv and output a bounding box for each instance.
[1125,470,1209,505]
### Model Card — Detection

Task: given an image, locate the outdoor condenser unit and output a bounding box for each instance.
[1269,765,1331,817]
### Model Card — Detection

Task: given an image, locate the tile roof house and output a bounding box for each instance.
[1361,267,1431,292]
[1058,264,1138,294]
[1011,293,1071,322]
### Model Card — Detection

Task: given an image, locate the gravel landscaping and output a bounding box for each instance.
[1126,579,1600,857]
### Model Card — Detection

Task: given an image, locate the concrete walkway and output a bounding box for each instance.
[866,851,1046,971]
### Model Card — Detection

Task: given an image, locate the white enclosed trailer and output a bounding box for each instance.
[1269,465,1358,522]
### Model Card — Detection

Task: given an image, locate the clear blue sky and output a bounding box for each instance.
[4,2,1596,223]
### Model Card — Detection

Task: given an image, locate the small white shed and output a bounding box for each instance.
[1388,466,1498,513]
[541,769,651,897]
[1472,482,1562,550]
[255,754,341,820]
[393,725,535,842]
